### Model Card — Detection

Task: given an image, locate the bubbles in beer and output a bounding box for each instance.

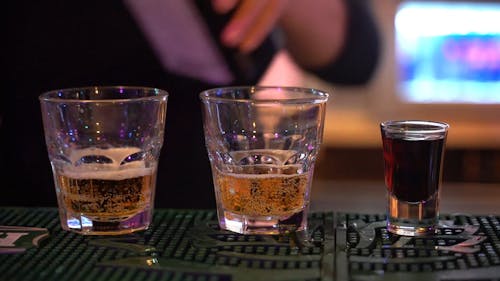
[54,147,156,222]
[214,165,309,217]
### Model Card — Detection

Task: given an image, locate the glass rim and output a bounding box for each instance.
[199,86,329,104]
[39,85,169,103]
[381,120,450,134]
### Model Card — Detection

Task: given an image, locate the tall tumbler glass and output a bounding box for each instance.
[40,86,168,235]
[381,120,449,236]
[200,86,329,235]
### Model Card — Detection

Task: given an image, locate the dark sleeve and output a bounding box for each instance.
[306,0,381,85]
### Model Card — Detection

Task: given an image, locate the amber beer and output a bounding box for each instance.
[200,86,328,235]
[215,170,307,216]
[54,164,156,234]
[56,169,153,220]
[213,164,311,234]
[39,86,168,235]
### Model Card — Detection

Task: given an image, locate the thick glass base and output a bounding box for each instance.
[387,193,438,236]
[218,209,307,235]
[59,208,152,235]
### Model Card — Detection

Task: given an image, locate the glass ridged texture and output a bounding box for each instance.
[40,86,168,235]
[200,86,329,235]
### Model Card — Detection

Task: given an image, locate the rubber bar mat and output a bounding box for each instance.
[336,213,500,281]
[1,208,500,280]
[0,208,334,281]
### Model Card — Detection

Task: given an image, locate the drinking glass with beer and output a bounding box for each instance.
[39,86,168,235]
[200,86,329,235]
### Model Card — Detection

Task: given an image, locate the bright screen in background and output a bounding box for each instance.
[395,1,500,104]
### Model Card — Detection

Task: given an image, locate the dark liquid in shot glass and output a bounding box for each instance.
[383,137,445,202]
[382,135,446,236]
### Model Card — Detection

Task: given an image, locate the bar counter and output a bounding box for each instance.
[1,180,499,281]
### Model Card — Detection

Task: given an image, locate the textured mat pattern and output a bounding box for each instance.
[336,213,500,281]
[0,208,333,281]
[2,208,500,280]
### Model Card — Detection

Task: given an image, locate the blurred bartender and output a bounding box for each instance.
[1,0,380,208]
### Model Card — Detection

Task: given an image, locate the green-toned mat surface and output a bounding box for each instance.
[0,208,333,281]
[1,208,499,281]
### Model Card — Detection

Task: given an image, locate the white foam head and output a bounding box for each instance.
[60,147,155,180]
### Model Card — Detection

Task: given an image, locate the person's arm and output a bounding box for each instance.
[278,0,347,70]
[292,0,381,85]
[213,0,381,85]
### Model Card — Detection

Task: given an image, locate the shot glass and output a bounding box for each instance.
[39,86,168,235]
[380,120,449,236]
[200,86,329,235]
